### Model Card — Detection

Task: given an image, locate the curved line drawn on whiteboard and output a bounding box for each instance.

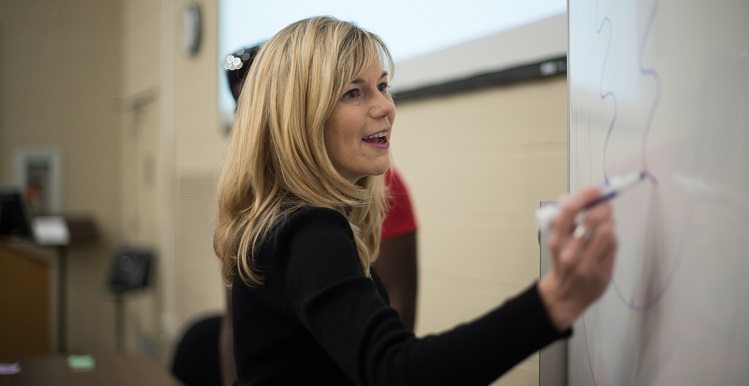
[582,195,695,385]
[581,1,685,384]
[596,1,660,185]
[576,0,749,384]
[607,1,679,311]
[583,316,610,386]
[594,2,617,184]
[611,193,693,311]
[591,0,683,311]
[635,1,661,185]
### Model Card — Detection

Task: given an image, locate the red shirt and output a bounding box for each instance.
[381,168,418,239]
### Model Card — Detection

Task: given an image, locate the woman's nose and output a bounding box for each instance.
[369,93,395,118]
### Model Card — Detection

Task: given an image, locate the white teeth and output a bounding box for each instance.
[364,132,387,140]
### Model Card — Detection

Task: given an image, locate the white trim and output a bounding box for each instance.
[393,13,567,92]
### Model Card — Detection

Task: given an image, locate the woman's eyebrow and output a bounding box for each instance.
[351,71,389,84]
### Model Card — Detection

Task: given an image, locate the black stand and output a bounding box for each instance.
[107,246,154,352]
[113,290,125,352]
[29,216,98,353]
[57,245,68,353]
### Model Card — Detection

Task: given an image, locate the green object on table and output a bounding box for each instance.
[67,354,96,371]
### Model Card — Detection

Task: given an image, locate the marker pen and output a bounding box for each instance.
[536,171,646,230]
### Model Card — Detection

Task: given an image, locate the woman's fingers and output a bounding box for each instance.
[578,201,612,231]
[548,186,603,268]
[552,186,602,237]
[578,220,615,274]
[539,187,619,330]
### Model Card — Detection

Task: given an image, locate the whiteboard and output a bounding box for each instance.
[568,0,749,385]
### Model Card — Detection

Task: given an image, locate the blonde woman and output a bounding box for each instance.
[215,16,617,385]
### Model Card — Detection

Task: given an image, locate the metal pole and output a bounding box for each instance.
[57,245,67,352]
[115,292,124,351]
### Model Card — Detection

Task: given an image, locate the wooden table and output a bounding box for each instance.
[0,352,183,386]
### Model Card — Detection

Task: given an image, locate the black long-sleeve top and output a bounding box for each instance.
[232,207,570,385]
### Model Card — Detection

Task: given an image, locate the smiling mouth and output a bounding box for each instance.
[365,137,387,144]
[363,131,388,144]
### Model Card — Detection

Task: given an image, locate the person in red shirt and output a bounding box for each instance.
[377,167,418,330]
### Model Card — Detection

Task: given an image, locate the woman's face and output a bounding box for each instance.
[324,62,395,183]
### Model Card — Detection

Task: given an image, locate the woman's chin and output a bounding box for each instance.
[373,163,390,176]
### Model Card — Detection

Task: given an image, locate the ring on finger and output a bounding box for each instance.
[573,223,593,243]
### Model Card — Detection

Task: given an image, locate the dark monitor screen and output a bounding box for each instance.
[0,188,33,238]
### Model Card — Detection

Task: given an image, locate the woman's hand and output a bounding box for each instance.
[538,185,618,331]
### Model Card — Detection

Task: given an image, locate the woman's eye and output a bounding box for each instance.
[343,89,360,99]
[378,82,390,93]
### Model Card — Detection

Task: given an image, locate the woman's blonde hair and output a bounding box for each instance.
[214,16,394,286]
